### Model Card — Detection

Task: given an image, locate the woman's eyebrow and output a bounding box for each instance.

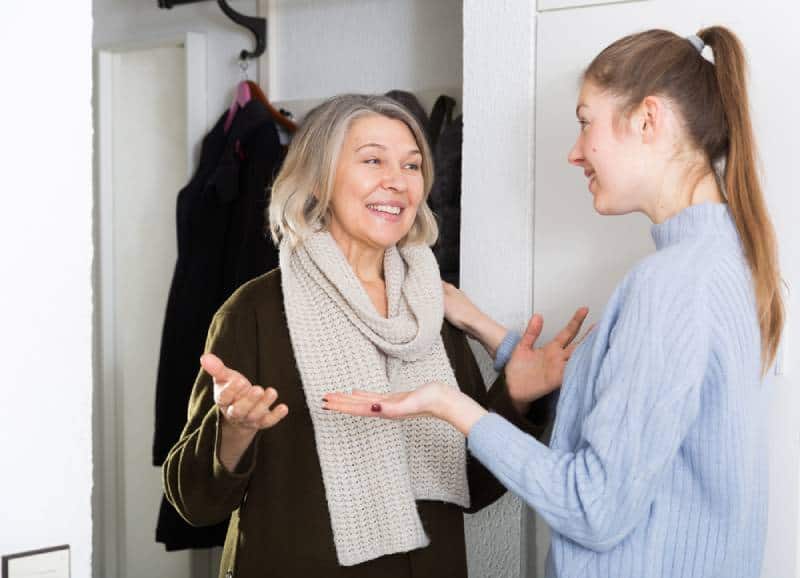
[356,143,386,151]
[356,143,421,156]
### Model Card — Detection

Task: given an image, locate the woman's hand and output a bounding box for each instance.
[323,383,488,436]
[200,353,289,471]
[202,353,289,431]
[443,282,507,358]
[505,308,590,414]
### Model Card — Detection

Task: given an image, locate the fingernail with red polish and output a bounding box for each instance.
[371,403,382,413]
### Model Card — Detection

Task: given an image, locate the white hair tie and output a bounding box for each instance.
[686,34,715,64]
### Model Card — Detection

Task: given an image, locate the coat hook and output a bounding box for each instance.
[217,0,267,60]
[158,0,267,60]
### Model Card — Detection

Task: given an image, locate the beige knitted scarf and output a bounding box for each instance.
[279,231,469,566]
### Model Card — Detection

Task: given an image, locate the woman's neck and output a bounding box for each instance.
[649,168,724,224]
[329,228,385,284]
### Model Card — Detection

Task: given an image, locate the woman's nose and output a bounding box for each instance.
[381,165,407,192]
[567,140,584,166]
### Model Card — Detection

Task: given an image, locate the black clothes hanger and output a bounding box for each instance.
[158,0,266,60]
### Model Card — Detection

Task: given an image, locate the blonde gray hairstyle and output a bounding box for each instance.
[268,94,438,247]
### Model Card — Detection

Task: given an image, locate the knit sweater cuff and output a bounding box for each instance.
[493,331,521,371]
[485,373,547,439]
[468,412,550,479]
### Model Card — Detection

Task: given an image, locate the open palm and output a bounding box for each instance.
[505,308,590,409]
[323,382,451,420]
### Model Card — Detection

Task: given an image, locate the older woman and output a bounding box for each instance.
[162,94,584,578]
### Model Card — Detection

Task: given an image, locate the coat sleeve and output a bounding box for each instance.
[466,275,711,551]
[441,321,551,513]
[162,308,262,527]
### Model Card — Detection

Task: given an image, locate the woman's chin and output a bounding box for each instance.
[365,222,414,248]
[592,193,610,215]
[365,230,409,249]
[591,191,628,216]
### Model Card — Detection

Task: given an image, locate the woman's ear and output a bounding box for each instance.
[639,95,661,144]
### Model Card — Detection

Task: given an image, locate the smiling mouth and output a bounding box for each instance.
[366,203,403,216]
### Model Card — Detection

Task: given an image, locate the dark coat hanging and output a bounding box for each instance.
[426,95,462,287]
[153,99,283,550]
[384,92,463,286]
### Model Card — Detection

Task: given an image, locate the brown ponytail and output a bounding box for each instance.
[584,26,784,373]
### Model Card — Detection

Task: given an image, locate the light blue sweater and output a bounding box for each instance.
[469,203,769,578]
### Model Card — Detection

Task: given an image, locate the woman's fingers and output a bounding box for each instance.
[518,313,544,350]
[204,353,253,406]
[565,322,597,356]
[322,396,377,417]
[201,353,237,383]
[323,389,430,420]
[225,384,264,419]
[258,404,289,428]
[553,307,589,349]
[215,376,250,406]
[244,388,285,426]
[323,391,408,417]
[226,385,289,430]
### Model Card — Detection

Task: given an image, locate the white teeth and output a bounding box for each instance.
[368,204,402,215]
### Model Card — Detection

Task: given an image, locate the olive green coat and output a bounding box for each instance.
[163,269,546,578]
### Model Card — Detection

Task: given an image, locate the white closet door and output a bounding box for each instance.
[108,43,191,578]
[97,38,219,578]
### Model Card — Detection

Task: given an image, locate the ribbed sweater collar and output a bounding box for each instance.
[651,202,735,250]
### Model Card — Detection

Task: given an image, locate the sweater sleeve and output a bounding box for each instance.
[493,330,521,371]
[162,308,261,527]
[467,272,710,551]
[441,321,551,513]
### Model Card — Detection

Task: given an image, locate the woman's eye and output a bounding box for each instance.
[578,120,589,131]
[365,157,380,165]
[405,163,420,171]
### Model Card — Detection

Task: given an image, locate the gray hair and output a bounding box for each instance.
[268,93,438,247]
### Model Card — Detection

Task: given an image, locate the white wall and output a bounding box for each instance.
[461,1,537,576]
[0,2,94,577]
[257,0,463,123]
[264,0,462,102]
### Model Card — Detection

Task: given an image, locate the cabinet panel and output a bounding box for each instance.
[538,0,647,12]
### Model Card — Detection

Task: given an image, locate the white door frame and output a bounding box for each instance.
[93,32,208,578]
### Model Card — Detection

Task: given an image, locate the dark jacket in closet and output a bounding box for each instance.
[163,269,549,578]
[154,100,283,550]
[427,96,462,287]
[385,92,463,286]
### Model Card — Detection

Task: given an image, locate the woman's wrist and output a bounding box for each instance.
[436,387,488,436]
[218,416,257,472]
[463,313,508,358]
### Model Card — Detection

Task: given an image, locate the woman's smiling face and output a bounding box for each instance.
[327,114,425,250]
[568,81,650,216]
